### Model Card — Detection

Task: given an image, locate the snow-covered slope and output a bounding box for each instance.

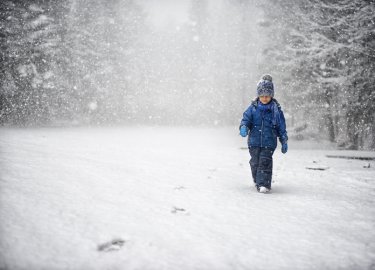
[0,126,374,269]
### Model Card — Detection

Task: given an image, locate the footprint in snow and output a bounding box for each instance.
[171,206,188,214]
[97,239,126,252]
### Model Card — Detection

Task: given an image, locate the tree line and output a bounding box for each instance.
[0,0,374,149]
[0,0,258,126]
[260,0,375,150]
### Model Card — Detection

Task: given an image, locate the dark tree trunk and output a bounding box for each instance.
[326,114,336,143]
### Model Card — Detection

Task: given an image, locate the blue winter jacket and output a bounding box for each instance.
[240,98,288,150]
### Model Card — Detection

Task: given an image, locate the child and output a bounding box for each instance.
[239,74,288,193]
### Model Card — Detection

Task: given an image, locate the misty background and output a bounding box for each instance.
[1,0,374,150]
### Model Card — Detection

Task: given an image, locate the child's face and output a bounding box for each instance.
[259,95,271,104]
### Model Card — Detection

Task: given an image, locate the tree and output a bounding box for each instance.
[259,0,375,149]
[0,1,65,125]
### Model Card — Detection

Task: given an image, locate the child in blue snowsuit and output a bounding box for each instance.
[239,74,288,193]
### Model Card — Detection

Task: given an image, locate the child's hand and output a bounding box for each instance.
[240,125,249,137]
[281,143,288,154]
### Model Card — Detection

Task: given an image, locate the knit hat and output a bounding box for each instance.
[256,74,274,97]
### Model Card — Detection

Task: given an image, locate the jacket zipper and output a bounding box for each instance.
[260,111,264,147]
[261,119,264,147]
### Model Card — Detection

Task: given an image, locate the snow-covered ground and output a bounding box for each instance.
[0,126,374,270]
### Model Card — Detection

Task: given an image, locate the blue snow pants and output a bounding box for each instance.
[249,147,274,189]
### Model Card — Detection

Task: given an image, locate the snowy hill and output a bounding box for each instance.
[0,126,374,269]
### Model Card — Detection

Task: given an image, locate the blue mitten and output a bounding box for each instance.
[240,125,249,137]
[281,143,288,154]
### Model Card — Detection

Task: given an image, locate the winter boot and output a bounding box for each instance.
[258,186,270,193]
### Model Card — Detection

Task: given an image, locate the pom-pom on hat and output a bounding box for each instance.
[257,74,274,97]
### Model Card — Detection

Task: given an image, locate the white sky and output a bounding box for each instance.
[139,0,191,29]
